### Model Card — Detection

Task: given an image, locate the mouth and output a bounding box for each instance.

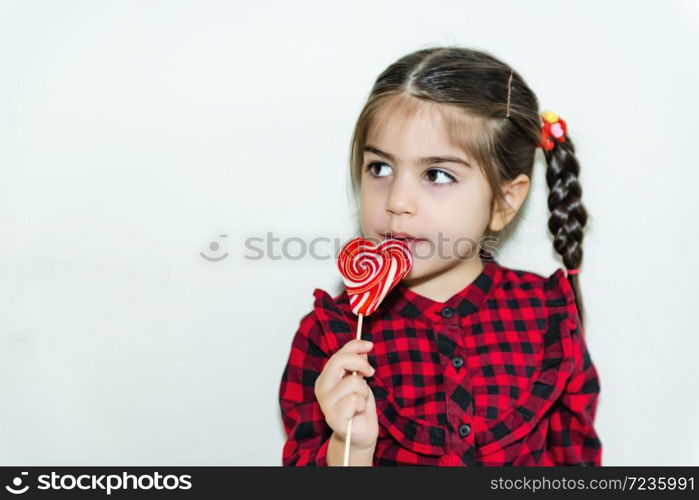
[382,231,426,243]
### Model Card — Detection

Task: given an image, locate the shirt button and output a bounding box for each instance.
[458,423,471,437]
[441,307,455,318]
[451,356,464,368]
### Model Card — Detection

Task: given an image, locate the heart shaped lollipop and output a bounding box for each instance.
[337,237,413,317]
[336,236,413,466]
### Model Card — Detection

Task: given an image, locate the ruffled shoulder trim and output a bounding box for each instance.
[310,288,359,353]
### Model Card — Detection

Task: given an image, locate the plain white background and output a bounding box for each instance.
[1,0,697,466]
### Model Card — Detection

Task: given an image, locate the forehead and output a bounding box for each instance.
[366,95,465,159]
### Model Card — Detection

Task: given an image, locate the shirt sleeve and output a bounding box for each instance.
[543,305,603,466]
[279,310,334,466]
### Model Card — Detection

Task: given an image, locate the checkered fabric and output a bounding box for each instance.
[279,252,602,466]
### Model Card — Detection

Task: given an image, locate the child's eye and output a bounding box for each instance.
[425,168,456,186]
[365,161,392,177]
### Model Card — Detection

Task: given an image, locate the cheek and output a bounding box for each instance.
[458,182,491,225]
[430,187,491,256]
[436,185,488,226]
[360,179,385,202]
[358,185,380,229]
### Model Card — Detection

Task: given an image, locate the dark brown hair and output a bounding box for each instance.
[347,46,589,331]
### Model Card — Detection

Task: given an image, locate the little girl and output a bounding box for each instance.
[279,46,602,466]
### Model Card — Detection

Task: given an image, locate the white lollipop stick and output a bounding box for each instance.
[343,312,364,466]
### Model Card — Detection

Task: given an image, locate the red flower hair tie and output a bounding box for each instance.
[540,110,568,151]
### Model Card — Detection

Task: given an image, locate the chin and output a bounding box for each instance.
[403,262,428,281]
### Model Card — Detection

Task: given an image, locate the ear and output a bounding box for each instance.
[488,174,530,232]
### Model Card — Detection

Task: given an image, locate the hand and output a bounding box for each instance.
[314,339,378,452]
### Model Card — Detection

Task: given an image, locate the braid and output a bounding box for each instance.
[541,117,588,332]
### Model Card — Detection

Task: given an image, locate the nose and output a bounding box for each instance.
[385,175,417,217]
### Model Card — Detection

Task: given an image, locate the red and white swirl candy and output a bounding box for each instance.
[335,236,413,466]
[337,237,413,317]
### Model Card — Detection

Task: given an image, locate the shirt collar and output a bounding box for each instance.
[381,248,501,323]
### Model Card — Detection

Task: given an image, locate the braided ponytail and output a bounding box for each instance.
[540,112,588,332]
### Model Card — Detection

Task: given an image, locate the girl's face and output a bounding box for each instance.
[359,103,493,285]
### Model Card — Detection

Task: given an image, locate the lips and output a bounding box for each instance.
[383,231,425,242]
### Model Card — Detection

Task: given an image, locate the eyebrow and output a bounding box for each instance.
[363,144,472,168]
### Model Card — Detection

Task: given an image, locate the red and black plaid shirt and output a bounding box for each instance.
[279,253,602,466]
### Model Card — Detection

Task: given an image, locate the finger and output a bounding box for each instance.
[338,339,374,354]
[355,393,367,414]
[315,340,373,395]
[319,351,375,390]
[324,375,371,409]
[334,392,367,425]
